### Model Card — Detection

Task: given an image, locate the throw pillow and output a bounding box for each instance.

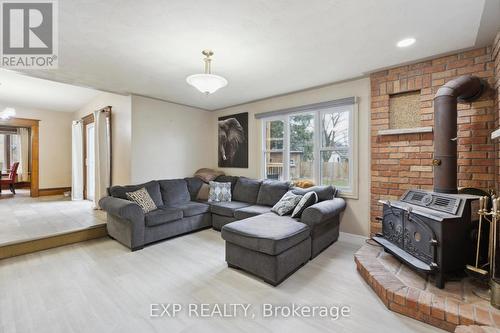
[125,187,157,213]
[208,181,232,202]
[196,183,210,201]
[291,191,318,218]
[271,191,303,216]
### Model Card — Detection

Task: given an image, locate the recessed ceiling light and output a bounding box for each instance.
[397,38,416,48]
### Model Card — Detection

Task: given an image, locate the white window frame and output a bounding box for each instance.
[260,102,358,199]
[262,118,287,181]
[288,111,316,183]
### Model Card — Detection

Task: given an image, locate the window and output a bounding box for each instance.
[320,108,352,190]
[263,120,284,180]
[261,102,357,197]
[289,113,314,183]
[0,132,21,173]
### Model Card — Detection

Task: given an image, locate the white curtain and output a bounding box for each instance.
[93,110,111,209]
[71,121,84,200]
[17,128,30,182]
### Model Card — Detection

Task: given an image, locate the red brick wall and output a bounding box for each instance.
[370,47,497,235]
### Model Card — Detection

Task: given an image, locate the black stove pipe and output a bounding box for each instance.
[433,75,485,194]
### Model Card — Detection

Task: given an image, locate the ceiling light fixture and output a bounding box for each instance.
[186,49,228,94]
[0,107,16,120]
[397,38,416,48]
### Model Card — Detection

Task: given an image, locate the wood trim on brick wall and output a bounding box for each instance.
[378,127,433,136]
[370,46,497,235]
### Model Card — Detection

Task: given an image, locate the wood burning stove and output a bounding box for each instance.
[373,190,480,288]
[372,75,487,288]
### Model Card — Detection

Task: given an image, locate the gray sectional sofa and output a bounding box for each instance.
[99,175,346,284]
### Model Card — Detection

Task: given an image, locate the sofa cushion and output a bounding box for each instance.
[232,177,262,204]
[210,201,251,217]
[300,198,346,226]
[108,181,163,207]
[256,180,290,206]
[234,205,272,220]
[214,175,239,191]
[184,177,204,201]
[221,213,310,255]
[145,207,183,227]
[292,185,336,202]
[158,179,191,205]
[167,202,210,217]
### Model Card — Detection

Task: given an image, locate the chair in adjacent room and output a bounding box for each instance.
[0,162,19,195]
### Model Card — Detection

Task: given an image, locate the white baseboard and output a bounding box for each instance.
[339,232,368,247]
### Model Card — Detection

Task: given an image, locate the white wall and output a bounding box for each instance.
[0,105,73,189]
[130,95,213,183]
[74,92,132,186]
[211,78,371,236]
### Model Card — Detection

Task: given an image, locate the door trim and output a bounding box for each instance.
[81,106,112,199]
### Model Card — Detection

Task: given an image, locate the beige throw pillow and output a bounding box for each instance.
[196,183,210,201]
[194,168,225,183]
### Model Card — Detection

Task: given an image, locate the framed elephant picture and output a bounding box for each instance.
[218,112,248,168]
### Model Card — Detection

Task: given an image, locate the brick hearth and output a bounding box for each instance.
[355,244,500,332]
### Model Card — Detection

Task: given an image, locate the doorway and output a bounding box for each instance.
[0,118,39,197]
[85,123,95,201]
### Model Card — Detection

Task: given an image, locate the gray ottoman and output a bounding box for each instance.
[221,212,311,286]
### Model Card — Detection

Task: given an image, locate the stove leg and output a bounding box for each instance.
[435,273,445,289]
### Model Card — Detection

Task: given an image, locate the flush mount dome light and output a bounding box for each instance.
[0,107,16,120]
[186,50,228,94]
[397,38,416,48]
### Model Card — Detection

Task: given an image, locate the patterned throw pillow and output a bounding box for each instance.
[271,191,303,216]
[291,191,318,218]
[208,181,232,202]
[125,187,157,213]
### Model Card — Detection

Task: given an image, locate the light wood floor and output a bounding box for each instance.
[0,189,106,246]
[0,230,444,333]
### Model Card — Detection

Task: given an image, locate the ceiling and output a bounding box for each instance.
[0,69,99,112]
[10,0,500,110]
